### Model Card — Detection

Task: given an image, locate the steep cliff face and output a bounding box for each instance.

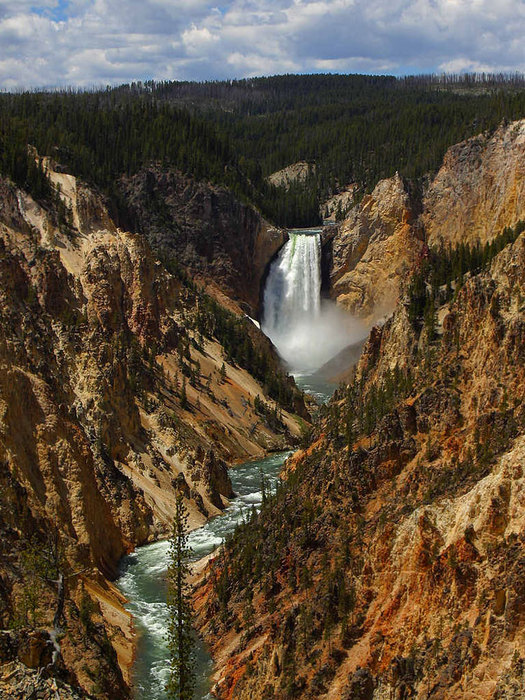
[328,119,525,325]
[195,227,525,698]
[0,160,304,697]
[120,167,287,313]
[424,120,525,248]
[321,184,358,221]
[327,173,424,322]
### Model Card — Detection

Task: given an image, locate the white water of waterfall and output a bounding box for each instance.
[262,232,365,375]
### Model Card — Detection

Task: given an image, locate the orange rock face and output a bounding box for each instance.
[328,119,525,327]
[424,120,525,248]
[195,188,525,697]
[328,172,425,323]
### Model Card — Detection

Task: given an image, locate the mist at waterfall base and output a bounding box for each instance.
[262,232,366,375]
[265,300,364,374]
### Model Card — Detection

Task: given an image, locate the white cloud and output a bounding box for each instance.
[313,57,397,72]
[439,57,519,75]
[182,25,219,55]
[227,50,298,76]
[0,0,523,89]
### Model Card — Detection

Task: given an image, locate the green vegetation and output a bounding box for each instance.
[212,74,525,201]
[166,493,195,700]
[207,442,364,698]
[1,74,524,227]
[407,220,525,327]
[13,529,65,629]
[192,293,298,411]
[0,92,247,223]
[336,365,414,445]
[253,394,286,433]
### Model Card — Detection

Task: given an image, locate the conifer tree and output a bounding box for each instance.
[166,493,195,700]
[180,378,188,410]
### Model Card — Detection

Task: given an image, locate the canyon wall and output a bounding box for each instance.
[120,168,287,313]
[195,123,525,699]
[424,119,525,248]
[326,173,424,323]
[196,226,525,700]
[327,119,525,324]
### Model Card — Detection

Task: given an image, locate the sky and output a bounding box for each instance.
[0,0,523,89]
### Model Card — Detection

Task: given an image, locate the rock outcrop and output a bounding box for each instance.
[424,119,525,248]
[320,184,358,221]
[327,173,424,322]
[327,119,525,325]
[267,161,316,189]
[120,167,286,313]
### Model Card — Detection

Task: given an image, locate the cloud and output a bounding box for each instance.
[182,25,220,56]
[0,0,523,89]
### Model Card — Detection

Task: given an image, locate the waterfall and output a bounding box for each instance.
[262,231,361,374]
[263,232,322,334]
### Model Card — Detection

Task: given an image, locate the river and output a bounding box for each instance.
[117,450,297,699]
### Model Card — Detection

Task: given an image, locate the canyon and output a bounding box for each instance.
[194,119,525,699]
[0,114,524,700]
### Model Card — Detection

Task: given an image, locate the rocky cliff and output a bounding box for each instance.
[0,159,304,698]
[424,119,525,248]
[321,185,358,222]
[327,119,525,325]
[120,167,287,313]
[326,173,424,323]
[267,162,316,190]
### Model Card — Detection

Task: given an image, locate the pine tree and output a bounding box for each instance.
[180,378,188,410]
[166,493,195,700]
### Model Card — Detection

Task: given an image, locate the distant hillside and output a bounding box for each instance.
[1,73,525,228]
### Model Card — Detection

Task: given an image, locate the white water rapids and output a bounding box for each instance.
[117,452,296,699]
[262,230,364,374]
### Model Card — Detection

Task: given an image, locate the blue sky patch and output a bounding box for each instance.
[31,0,70,22]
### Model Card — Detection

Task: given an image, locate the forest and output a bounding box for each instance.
[1,73,525,227]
